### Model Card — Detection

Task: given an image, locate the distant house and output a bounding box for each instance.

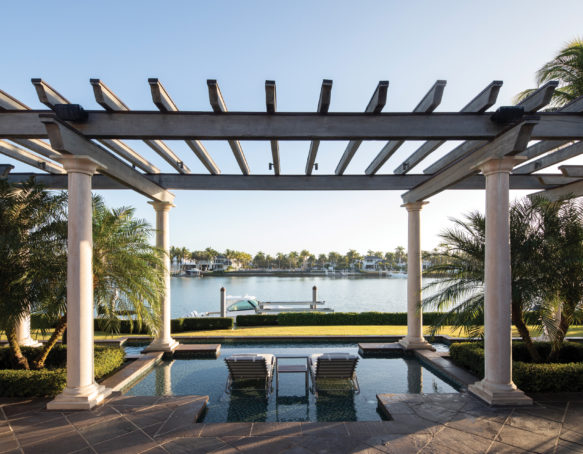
[360,256,384,271]
[197,255,241,272]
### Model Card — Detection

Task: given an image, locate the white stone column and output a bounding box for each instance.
[468,157,532,406]
[155,360,174,396]
[399,201,434,350]
[16,313,42,347]
[47,156,111,410]
[144,201,179,352]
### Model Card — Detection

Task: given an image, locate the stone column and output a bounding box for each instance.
[16,313,42,347]
[399,201,434,350]
[155,360,174,396]
[47,156,111,410]
[144,201,179,352]
[468,157,532,406]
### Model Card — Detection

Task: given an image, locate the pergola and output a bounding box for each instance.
[1,78,583,410]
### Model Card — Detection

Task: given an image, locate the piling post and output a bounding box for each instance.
[312,285,318,310]
[220,287,227,317]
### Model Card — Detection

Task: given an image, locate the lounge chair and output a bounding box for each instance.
[308,352,360,397]
[224,353,275,395]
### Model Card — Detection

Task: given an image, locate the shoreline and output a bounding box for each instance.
[172,271,404,278]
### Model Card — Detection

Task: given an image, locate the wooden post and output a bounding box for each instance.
[220,287,226,317]
[312,286,318,310]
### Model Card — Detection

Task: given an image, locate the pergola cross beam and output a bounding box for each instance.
[265,80,280,175]
[305,79,333,175]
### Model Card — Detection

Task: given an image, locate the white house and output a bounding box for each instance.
[360,256,384,271]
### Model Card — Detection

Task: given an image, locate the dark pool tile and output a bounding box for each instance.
[200,423,252,437]
[561,429,583,446]
[364,432,432,454]
[250,422,302,437]
[505,411,562,436]
[66,405,119,429]
[92,430,158,454]
[301,422,349,437]
[21,430,90,454]
[224,435,304,453]
[79,416,137,445]
[1,400,48,418]
[162,437,233,454]
[555,439,583,453]
[0,433,19,453]
[445,414,504,440]
[293,434,374,454]
[495,424,558,453]
[429,426,492,453]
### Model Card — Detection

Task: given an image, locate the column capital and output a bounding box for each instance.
[57,155,105,176]
[401,201,429,212]
[148,201,175,212]
[475,156,527,176]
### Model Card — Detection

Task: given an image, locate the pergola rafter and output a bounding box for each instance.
[305,79,332,175]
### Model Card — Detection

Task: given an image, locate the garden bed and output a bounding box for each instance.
[0,345,125,397]
[449,341,583,393]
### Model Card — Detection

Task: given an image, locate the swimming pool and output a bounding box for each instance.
[123,343,458,422]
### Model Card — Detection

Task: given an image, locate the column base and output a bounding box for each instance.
[399,336,435,351]
[469,379,532,406]
[143,337,179,353]
[47,383,111,411]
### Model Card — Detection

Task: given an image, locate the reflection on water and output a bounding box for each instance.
[127,343,458,422]
[170,275,440,317]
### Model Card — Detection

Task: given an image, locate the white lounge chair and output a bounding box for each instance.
[224,353,275,394]
[309,352,360,397]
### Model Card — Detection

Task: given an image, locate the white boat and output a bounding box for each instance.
[389,271,407,278]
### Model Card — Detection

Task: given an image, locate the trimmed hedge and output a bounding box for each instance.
[449,342,583,393]
[236,311,452,326]
[0,345,125,397]
[237,314,279,326]
[94,317,233,334]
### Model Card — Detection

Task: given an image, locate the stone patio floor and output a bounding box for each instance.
[0,392,582,454]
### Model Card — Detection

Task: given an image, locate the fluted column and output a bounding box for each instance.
[144,201,179,352]
[399,201,433,350]
[468,157,532,406]
[47,156,111,410]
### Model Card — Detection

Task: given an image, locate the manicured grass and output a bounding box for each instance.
[3,325,582,340]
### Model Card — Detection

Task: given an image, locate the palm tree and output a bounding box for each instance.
[515,38,583,108]
[423,197,582,362]
[0,179,67,369]
[32,196,165,369]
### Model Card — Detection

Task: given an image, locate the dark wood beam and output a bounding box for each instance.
[305,79,332,175]
[265,80,280,175]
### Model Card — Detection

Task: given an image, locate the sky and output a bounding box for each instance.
[2,0,583,256]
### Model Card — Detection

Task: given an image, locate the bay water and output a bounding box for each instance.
[170,275,438,318]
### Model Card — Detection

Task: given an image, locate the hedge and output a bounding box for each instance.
[0,345,125,397]
[94,317,233,334]
[449,342,583,393]
[236,311,451,326]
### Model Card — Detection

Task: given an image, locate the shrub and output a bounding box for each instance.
[0,345,125,397]
[236,315,279,326]
[180,317,233,331]
[94,319,150,334]
[449,342,583,393]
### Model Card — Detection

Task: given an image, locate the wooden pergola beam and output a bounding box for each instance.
[305,79,332,175]
[335,81,389,175]
[402,121,537,203]
[29,79,159,174]
[90,79,188,174]
[423,81,558,175]
[207,80,250,175]
[41,116,174,203]
[0,140,65,174]
[3,172,565,191]
[529,178,583,201]
[148,78,219,174]
[560,165,583,177]
[393,80,502,175]
[365,80,446,175]
[265,80,280,175]
[513,141,583,174]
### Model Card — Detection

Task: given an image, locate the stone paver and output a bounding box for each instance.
[0,392,581,453]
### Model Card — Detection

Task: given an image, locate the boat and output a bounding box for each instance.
[186,295,334,318]
[389,270,407,278]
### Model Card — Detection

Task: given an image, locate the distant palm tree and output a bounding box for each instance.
[515,38,583,108]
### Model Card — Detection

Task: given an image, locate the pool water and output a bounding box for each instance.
[124,343,458,422]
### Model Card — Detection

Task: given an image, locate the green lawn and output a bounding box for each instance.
[3,325,582,340]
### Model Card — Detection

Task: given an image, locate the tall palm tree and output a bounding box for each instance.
[516,38,583,108]
[32,195,165,369]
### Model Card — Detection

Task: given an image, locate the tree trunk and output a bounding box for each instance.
[547,313,570,362]
[6,325,30,370]
[512,303,542,362]
[32,315,67,370]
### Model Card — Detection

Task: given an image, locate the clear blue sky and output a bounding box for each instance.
[2,1,582,255]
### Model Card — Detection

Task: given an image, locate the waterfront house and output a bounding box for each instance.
[360,256,384,271]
